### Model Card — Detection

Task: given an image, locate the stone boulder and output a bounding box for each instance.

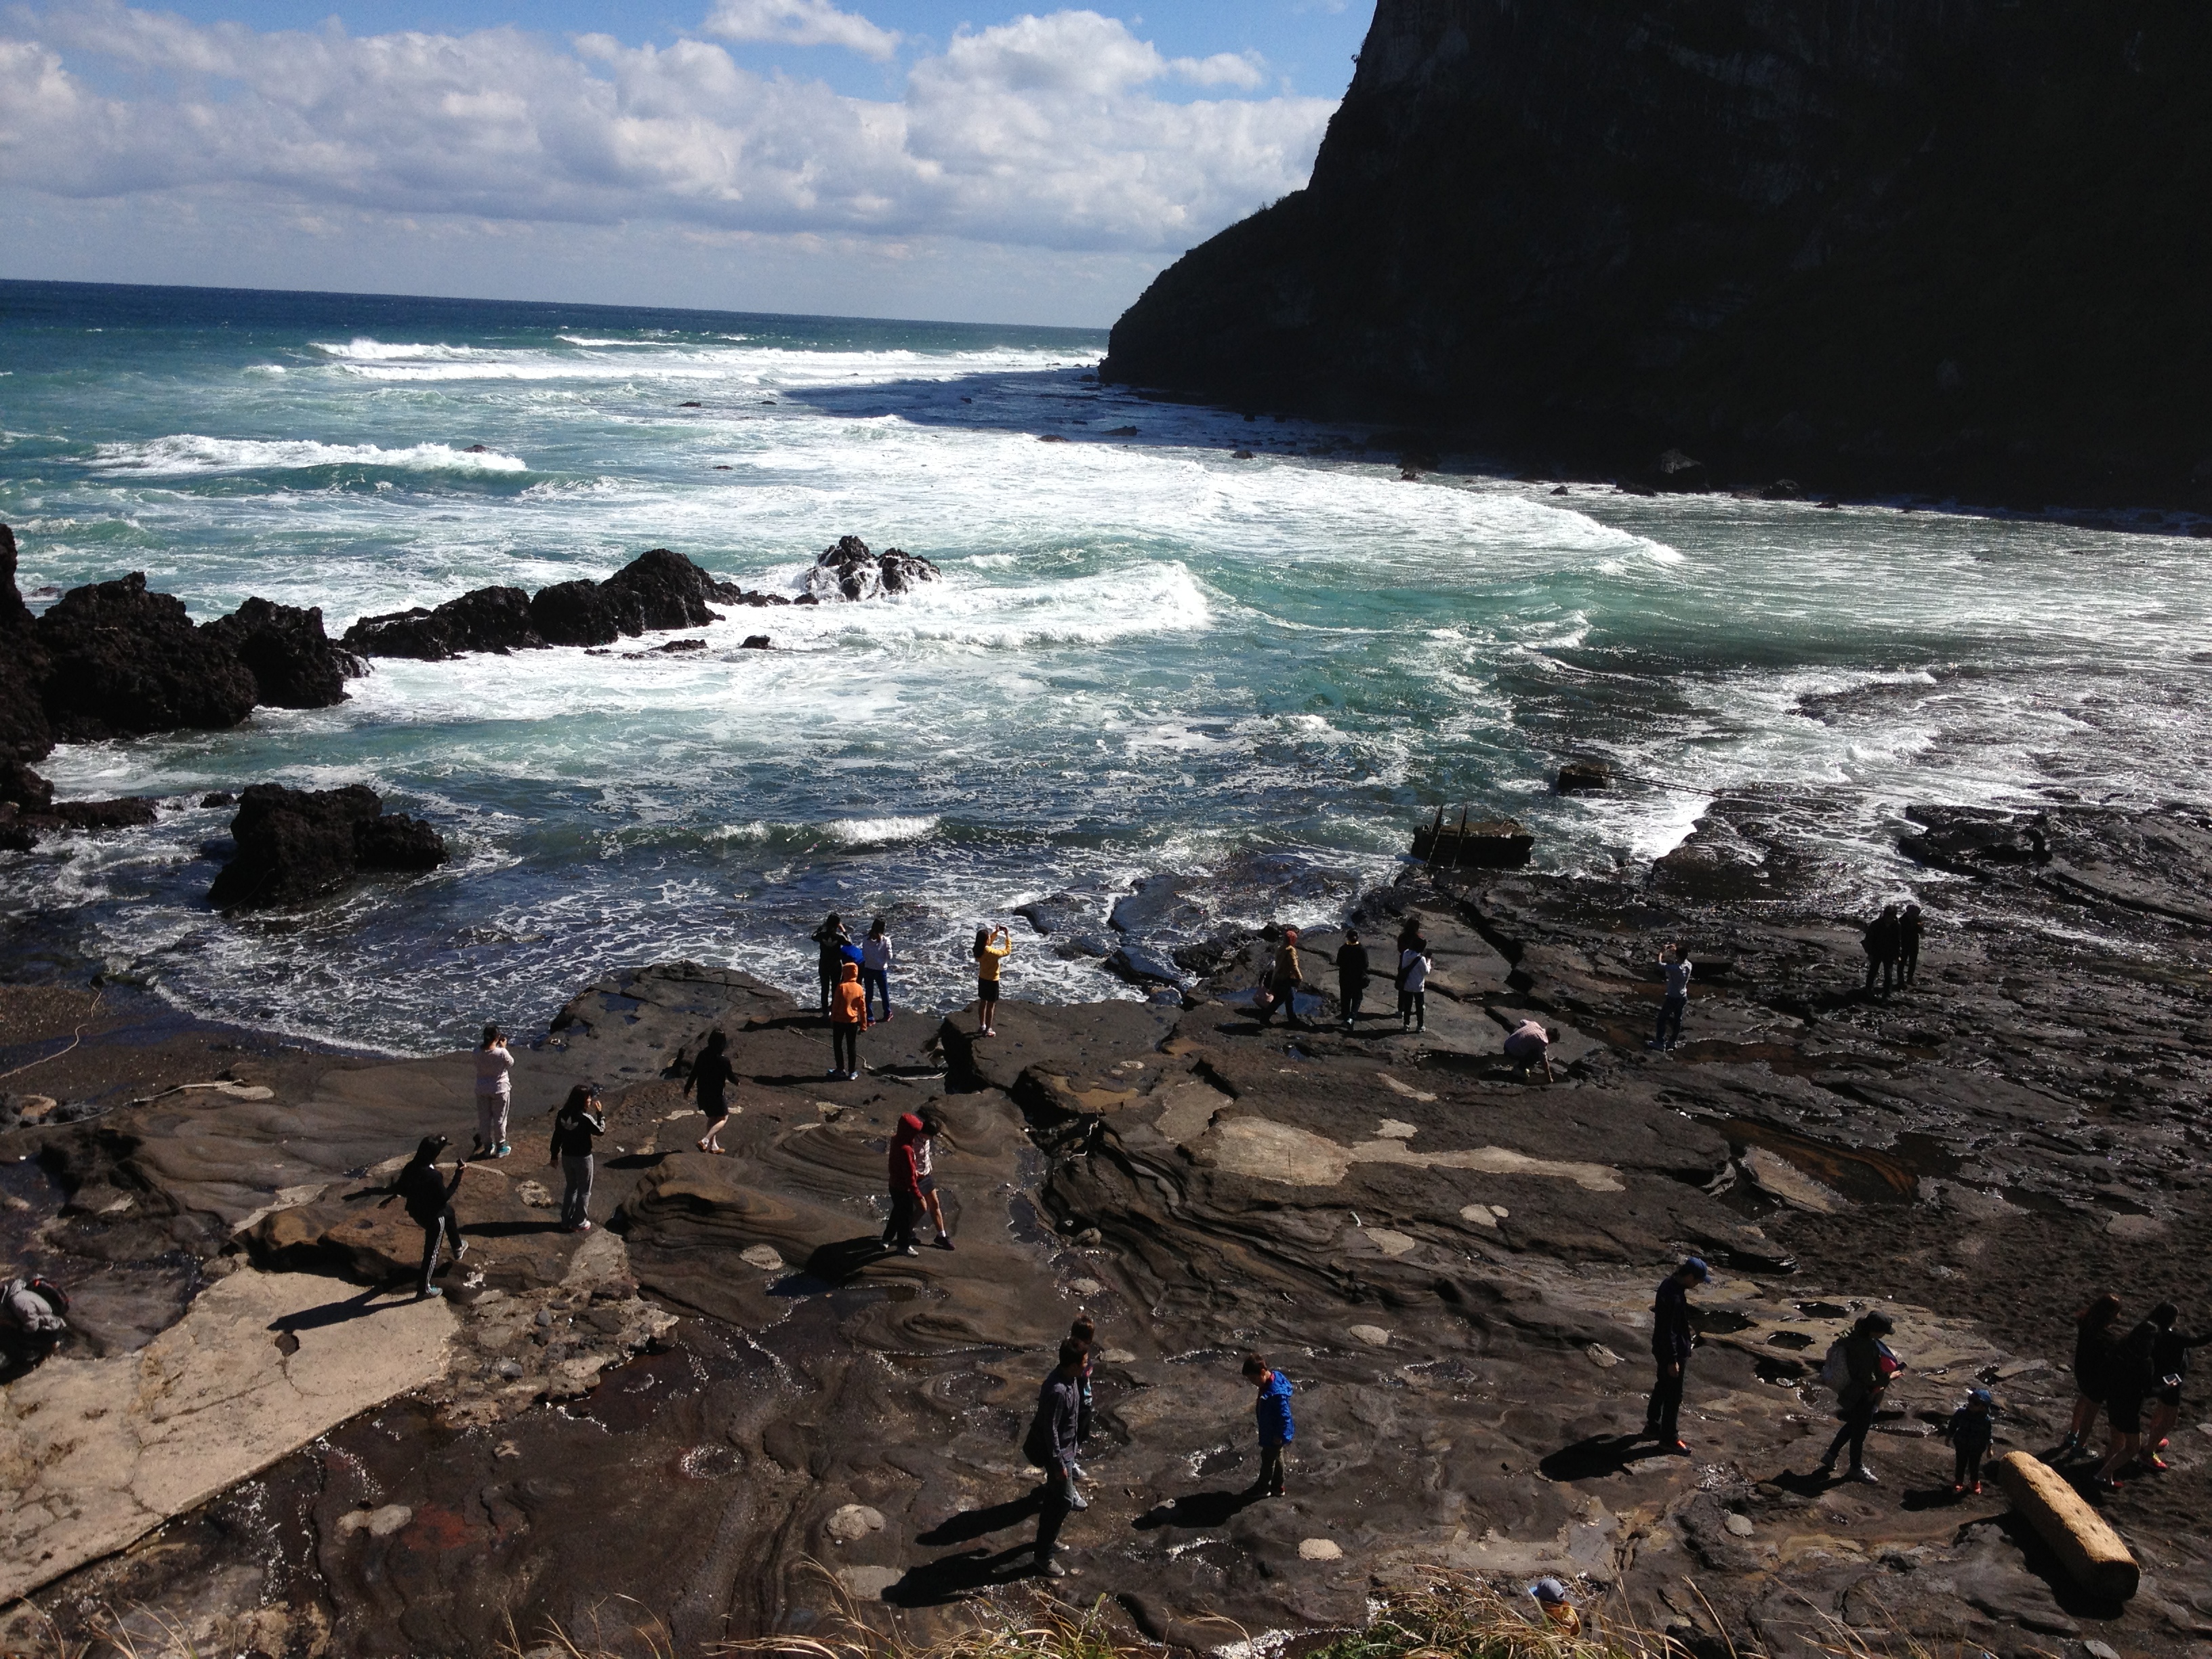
[0,760,53,813]
[599,548,739,631]
[529,579,638,647]
[34,573,258,743]
[343,585,543,660]
[207,783,447,910]
[1899,806,2051,874]
[202,598,364,708]
[0,525,53,762]
[802,535,941,602]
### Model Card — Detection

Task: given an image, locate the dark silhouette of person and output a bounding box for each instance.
[1898,903,1924,987]
[1862,903,1902,998]
[1644,1256,1708,1451]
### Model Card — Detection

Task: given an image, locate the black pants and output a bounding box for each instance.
[1900,943,1919,986]
[832,1023,859,1073]
[1826,1397,1877,1469]
[1954,1444,1986,1487]
[1655,994,1685,1047]
[1340,981,1366,1023]
[1257,979,1300,1025]
[1647,1356,1685,1439]
[1034,1465,1071,1562]
[1256,1440,1286,1494]
[417,1208,460,1294]
[1864,954,1896,996]
[1401,989,1425,1029]
[883,1190,918,1248]
[817,962,838,1011]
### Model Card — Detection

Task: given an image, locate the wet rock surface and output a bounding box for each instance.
[201,596,364,708]
[0,524,53,762]
[342,548,743,658]
[34,571,260,743]
[5,804,2212,1656]
[804,535,941,602]
[206,782,447,910]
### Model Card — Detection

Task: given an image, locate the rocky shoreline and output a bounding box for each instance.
[3,790,2210,1657]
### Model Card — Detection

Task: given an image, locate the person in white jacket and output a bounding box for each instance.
[861,916,897,1022]
[1397,939,1433,1033]
[472,1023,514,1158]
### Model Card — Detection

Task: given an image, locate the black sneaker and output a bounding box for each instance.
[935,1236,955,1250]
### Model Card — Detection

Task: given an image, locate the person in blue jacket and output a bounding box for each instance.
[1944,1387,1999,1494]
[1242,1351,1294,1498]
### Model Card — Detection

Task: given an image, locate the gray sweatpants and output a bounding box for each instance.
[476,1092,510,1151]
[560,1154,594,1228]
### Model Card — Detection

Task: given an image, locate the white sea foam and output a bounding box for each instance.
[87,434,529,475]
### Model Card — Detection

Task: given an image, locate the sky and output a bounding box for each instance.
[0,1,1370,325]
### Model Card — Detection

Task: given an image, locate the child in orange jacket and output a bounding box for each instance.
[830,960,869,1081]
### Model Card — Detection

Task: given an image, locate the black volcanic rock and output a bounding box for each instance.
[600,547,739,630]
[207,782,447,910]
[1104,0,2212,507]
[803,535,940,602]
[343,585,542,659]
[203,597,364,708]
[35,573,258,743]
[0,525,54,762]
[528,579,632,647]
[0,759,54,813]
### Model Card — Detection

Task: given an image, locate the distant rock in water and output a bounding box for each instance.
[345,549,742,657]
[203,597,365,708]
[35,573,258,743]
[1103,0,2212,507]
[804,536,940,602]
[346,586,546,659]
[207,782,446,911]
[0,760,160,852]
[0,525,53,761]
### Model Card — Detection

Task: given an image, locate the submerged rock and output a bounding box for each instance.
[207,782,446,910]
[803,535,941,602]
[35,573,258,743]
[203,596,364,708]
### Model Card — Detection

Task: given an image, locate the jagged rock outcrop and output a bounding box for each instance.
[0,526,52,762]
[35,573,258,743]
[804,535,940,602]
[206,782,446,910]
[202,598,364,708]
[1104,0,2212,506]
[345,550,743,657]
[344,585,544,661]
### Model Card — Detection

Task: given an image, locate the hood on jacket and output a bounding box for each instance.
[892,1112,924,1147]
[841,961,861,982]
[409,1134,448,1166]
[1258,1369,1294,1401]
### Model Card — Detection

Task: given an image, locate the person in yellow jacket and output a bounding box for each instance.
[1256,928,1309,1029]
[973,924,1011,1036]
[828,960,870,1080]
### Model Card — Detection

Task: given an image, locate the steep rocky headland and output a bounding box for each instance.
[5,797,2211,1657]
[1103,0,2212,507]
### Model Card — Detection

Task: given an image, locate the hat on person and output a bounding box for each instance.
[1969,1387,1994,1406]
[1860,1310,1896,1335]
[1681,1256,1711,1282]
[1528,1578,1571,1605]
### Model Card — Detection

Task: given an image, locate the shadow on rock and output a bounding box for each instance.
[882,1544,1043,1606]
[1539,1433,1677,1481]
[802,1235,902,1286]
[916,1490,1046,1547]
[1132,1488,1261,1530]
[266,1283,394,1334]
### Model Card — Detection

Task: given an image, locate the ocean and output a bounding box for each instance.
[2,278,2206,1054]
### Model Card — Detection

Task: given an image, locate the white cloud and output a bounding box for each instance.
[700,0,900,62]
[0,3,1334,257]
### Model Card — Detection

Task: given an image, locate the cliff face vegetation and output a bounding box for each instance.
[1103,0,2212,505]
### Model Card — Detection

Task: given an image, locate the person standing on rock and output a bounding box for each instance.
[1652,942,1691,1051]
[1335,928,1371,1029]
[1242,1351,1294,1497]
[2095,1308,2161,1487]
[548,1082,605,1233]
[2058,1292,2123,1459]
[1818,1311,1900,1483]
[1256,928,1308,1028]
[829,960,869,1080]
[883,1111,925,1255]
[1503,1017,1553,1082]
[380,1134,468,1300]
[974,924,1011,1037]
[472,1024,514,1160]
[1397,933,1433,1033]
[683,1029,737,1155]
[861,915,897,1022]
[1861,904,1902,998]
[812,912,850,1014]
[1944,1387,1998,1495]
[914,1106,953,1249]
[1025,1338,1089,1578]
[1898,903,1925,988]
[1644,1256,1708,1452]
[1070,1315,1098,1452]
[2142,1303,2211,1472]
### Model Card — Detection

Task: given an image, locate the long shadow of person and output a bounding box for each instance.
[1131,1488,1259,1530]
[916,1490,1045,1548]
[266,1282,397,1335]
[881,1544,1041,1605]
[1538,1434,1673,1481]
[803,1235,899,1286]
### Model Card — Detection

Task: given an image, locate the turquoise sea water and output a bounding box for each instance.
[2,279,2207,1052]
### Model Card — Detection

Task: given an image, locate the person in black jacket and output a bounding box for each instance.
[1643,1256,1709,1452]
[1818,1311,1901,1483]
[2057,1292,2123,1459]
[1862,904,1902,998]
[2095,1313,2161,1486]
[1026,1339,1088,1578]
[684,1030,737,1154]
[549,1084,606,1233]
[1335,929,1371,1029]
[2144,1302,2212,1471]
[380,1135,468,1299]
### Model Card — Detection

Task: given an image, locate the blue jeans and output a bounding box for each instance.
[861,967,890,1021]
[1655,994,1685,1047]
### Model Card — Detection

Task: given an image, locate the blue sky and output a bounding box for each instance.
[0,1,1370,324]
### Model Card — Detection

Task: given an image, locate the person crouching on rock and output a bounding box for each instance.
[684,1029,737,1155]
[1644,1256,1707,1452]
[1256,928,1307,1028]
[1,1273,68,1368]
[974,924,1010,1037]
[1818,1310,1901,1483]
[1335,928,1370,1029]
[1025,1338,1090,1578]
[380,1134,468,1300]
[1503,1017,1553,1082]
[1528,1578,1582,1637]
[1242,1351,1295,1497]
[882,1112,925,1255]
[472,1023,514,1160]
[1945,1387,1998,1495]
[914,1105,953,1249]
[829,961,869,1081]
[549,1083,605,1233]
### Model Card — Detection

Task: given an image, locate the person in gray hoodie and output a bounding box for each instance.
[1025,1339,1089,1578]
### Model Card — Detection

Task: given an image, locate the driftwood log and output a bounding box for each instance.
[1991,1451,2139,1600]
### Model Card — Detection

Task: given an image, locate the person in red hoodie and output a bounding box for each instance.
[883,1111,924,1255]
[828,960,869,1081]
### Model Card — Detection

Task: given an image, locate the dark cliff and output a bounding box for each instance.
[1103,0,2212,506]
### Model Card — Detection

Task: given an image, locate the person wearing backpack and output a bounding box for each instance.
[1023,1338,1088,1578]
[1818,1311,1901,1483]
[1944,1387,1999,1495]
[1243,1351,1295,1497]
[379,1134,469,1299]
[1644,1256,1708,1451]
